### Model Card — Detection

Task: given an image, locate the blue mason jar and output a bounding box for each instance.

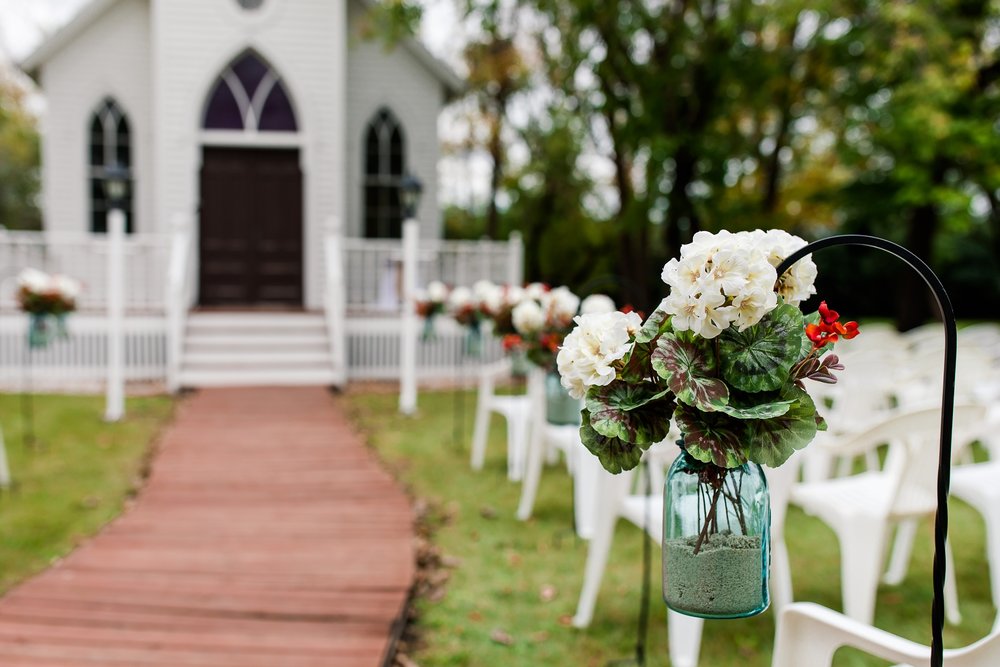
[662,447,770,619]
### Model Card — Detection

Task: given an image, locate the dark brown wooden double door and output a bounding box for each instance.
[199,147,303,306]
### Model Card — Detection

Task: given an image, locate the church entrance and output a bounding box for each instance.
[198,146,303,307]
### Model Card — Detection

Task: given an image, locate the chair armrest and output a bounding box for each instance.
[773,603,930,667]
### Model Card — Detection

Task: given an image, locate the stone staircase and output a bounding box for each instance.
[177,312,336,387]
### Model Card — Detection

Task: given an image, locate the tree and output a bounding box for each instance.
[0,71,41,230]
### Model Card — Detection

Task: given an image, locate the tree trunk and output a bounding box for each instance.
[895,201,939,331]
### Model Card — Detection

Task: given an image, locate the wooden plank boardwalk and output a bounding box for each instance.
[0,387,415,666]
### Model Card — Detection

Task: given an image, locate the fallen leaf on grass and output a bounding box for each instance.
[490,628,514,646]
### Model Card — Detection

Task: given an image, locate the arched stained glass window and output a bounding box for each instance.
[89,98,133,234]
[364,108,406,238]
[203,51,297,132]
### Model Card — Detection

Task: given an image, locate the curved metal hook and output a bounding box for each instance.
[776,233,956,667]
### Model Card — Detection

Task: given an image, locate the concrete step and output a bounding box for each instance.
[177,367,337,387]
[179,312,335,388]
[183,350,332,368]
[184,334,330,353]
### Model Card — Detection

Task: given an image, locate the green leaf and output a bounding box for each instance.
[635,299,671,344]
[745,385,819,468]
[619,340,653,383]
[674,404,747,469]
[651,333,729,411]
[718,392,795,420]
[585,381,675,445]
[579,417,645,473]
[719,304,804,393]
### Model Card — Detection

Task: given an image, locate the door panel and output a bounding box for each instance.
[199,147,303,306]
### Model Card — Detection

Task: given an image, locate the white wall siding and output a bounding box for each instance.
[39,0,152,236]
[346,0,446,241]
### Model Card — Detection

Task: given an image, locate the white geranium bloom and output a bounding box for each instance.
[512,299,545,335]
[544,286,580,326]
[557,310,642,399]
[504,285,525,307]
[17,268,50,293]
[524,282,549,300]
[731,287,778,331]
[427,281,449,303]
[580,293,616,315]
[447,286,472,311]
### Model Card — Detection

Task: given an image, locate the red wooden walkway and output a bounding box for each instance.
[0,387,415,666]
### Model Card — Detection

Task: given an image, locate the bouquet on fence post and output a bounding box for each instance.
[16,268,81,349]
[557,229,858,619]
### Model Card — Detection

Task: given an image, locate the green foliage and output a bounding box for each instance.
[579,419,644,474]
[745,385,819,468]
[651,332,729,412]
[674,404,748,469]
[719,304,805,393]
[357,0,423,47]
[584,381,674,445]
[0,76,41,231]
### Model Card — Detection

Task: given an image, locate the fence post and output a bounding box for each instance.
[325,217,348,388]
[104,209,126,422]
[508,230,524,286]
[165,214,190,393]
[399,219,419,415]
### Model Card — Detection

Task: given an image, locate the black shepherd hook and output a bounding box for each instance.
[776,234,956,667]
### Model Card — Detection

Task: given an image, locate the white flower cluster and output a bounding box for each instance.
[557,310,643,399]
[510,284,584,336]
[660,229,816,339]
[17,268,82,301]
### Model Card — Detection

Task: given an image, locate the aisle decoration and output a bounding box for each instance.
[16,268,81,348]
[415,280,450,339]
[557,229,858,619]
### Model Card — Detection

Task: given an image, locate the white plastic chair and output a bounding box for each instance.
[950,460,1000,630]
[469,358,533,481]
[572,444,800,667]
[772,601,1000,667]
[789,405,985,626]
[515,368,596,537]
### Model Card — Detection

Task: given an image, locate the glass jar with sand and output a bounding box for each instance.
[662,447,770,619]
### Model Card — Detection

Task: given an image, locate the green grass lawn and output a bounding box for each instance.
[0,393,174,593]
[345,388,997,667]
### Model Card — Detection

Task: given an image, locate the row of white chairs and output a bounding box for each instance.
[467,328,1000,665]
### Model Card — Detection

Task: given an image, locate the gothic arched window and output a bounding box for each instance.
[89,98,133,233]
[364,108,405,238]
[203,50,297,132]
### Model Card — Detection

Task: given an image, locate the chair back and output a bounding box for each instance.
[888,404,986,518]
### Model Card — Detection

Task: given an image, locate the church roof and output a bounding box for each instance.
[19,0,464,97]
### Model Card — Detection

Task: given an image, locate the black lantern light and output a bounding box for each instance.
[102,163,130,210]
[400,173,423,220]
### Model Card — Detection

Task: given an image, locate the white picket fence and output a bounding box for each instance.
[0,315,166,391]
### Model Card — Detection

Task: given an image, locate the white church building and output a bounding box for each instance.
[3,0,522,388]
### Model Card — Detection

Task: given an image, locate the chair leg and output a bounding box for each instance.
[516,419,546,521]
[944,538,962,625]
[984,506,1000,625]
[883,519,918,585]
[507,409,530,482]
[667,610,704,667]
[771,535,794,614]
[470,389,491,472]
[573,447,601,540]
[572,476,626,628]
[839,516,887,625]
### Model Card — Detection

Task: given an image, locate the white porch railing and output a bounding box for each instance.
[0,230,171,313]
[341,232,524,313]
